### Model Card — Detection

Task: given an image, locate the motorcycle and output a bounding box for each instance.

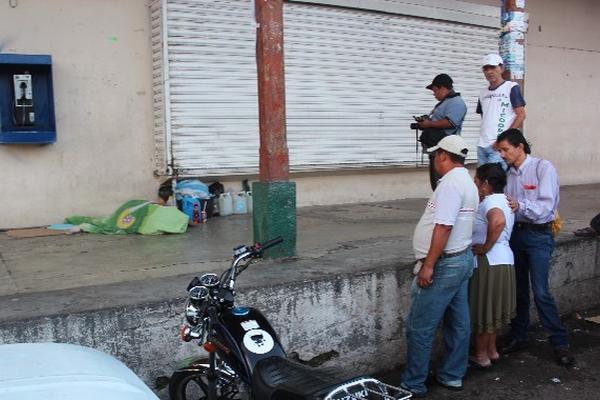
[169,237,411,400]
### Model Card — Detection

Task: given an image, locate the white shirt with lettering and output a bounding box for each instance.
[477,81,520,147]
[413,167,479,260]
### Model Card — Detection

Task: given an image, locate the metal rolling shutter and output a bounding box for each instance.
[152,0,498,176]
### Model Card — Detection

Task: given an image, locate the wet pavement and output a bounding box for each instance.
[1,183,598,301]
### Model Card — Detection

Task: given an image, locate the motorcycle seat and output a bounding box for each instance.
[251,356,345,400]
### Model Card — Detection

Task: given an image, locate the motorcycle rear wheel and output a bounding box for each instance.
[168,362,245,400]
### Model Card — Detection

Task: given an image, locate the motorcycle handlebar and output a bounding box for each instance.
[223,237,284,290]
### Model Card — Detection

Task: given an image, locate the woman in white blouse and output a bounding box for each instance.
[469,163,516,368]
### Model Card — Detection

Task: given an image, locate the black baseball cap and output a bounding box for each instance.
[426,74,453,90]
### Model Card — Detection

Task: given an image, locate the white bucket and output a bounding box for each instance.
[218,193,233,216]
[246,191,253,214]
[233,192,248,214]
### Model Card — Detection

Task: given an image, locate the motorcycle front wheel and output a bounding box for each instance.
[168,361,246,400]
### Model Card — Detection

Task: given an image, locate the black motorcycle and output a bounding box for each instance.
[169,237,411,400]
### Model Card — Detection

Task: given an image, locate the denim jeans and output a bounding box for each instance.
[509,228,569,348]
[477,145,507,170]
[401,252,474,394]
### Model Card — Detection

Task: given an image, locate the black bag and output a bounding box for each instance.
[418,128,448,149]
[208,182,224,196]
[591,212,600,234]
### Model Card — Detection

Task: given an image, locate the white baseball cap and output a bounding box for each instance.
[427,135,469,157]
[482,53,504,67]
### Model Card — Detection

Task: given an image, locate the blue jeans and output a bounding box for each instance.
[401,252,474,394]
[509,228,569,348]
[477,145,507,170]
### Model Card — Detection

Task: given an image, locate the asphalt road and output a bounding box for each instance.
[379,307,600,400]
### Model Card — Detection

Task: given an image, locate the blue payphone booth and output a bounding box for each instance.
[0,53,56,144]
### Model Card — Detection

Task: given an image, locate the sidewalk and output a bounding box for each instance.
[0,183,598,320]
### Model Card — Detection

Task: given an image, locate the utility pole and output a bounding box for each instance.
[500,0,528,90]
[252,0,296,258]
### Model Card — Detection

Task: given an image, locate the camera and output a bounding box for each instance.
[410,115,429,130]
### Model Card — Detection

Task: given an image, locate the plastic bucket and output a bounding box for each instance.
[246,191,253,214]
[233,192,248,214]
[218,193,233,216]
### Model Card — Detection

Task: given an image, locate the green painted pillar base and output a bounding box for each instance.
[252,181,296,258]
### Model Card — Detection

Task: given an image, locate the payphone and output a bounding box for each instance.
[0,53,56,144]
[13,73,35,126]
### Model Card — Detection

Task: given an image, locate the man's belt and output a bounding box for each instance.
[438,247,470,259]
[514,221,551,231]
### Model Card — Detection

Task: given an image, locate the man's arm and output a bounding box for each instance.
[509,85,526,129]
[418,118,453,130]
[509,106,526,130]
[417,224,452,288]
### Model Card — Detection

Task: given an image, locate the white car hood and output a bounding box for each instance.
[0,343,159,400]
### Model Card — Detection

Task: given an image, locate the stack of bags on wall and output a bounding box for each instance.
[175,180,213,225]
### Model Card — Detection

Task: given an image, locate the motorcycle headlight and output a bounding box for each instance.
[189,285,209,303]
[185,285,209,326]
[185,299,202,326]
[199,273,220,288]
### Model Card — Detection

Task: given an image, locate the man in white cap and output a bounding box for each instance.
[401,135,479,397]
[477,53,526,167]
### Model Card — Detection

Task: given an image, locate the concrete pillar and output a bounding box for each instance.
[501,0,527,90]
[253,0,296,258]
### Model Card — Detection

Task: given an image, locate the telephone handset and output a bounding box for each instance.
[13,73,35,126]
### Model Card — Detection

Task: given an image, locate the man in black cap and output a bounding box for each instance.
[417,73,467,190]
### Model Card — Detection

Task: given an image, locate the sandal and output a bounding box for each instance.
[468,357,492,370]
[573,227,599,237]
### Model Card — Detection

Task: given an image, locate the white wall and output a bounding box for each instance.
[0,0,158,229]
[525,0,600,183]
[215,168,433,207]
[461,0,600,184]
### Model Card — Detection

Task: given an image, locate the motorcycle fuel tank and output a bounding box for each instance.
[216,306,286,378]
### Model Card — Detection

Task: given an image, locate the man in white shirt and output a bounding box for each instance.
[477,54,526,167]
[400,135,479,397]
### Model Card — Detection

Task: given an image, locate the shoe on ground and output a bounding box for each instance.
[500,338,529,354]
[573,227,599,237]
[554,347,575,366]
[399,382,428,398]
[468,356,493,370]
[433,376,463,392]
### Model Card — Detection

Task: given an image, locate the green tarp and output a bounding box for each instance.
[66,200,188,235]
